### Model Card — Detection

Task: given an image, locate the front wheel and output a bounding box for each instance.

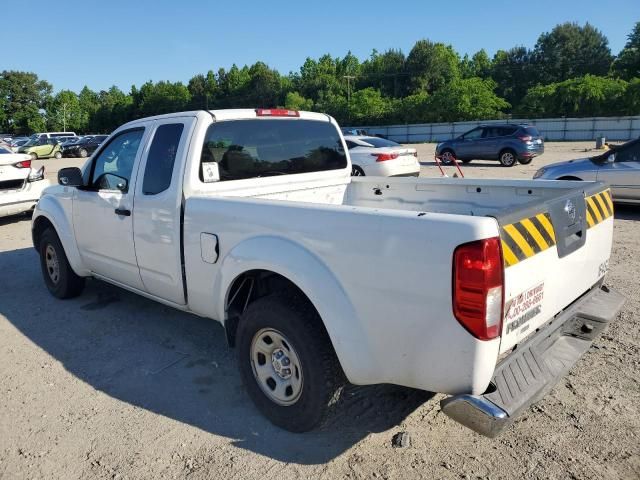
[499,150,517,167]
[79,149,88,158]
[39,228,85,299]
[440,149,455,165]
[237,294,345,432]
[351,165,365,176]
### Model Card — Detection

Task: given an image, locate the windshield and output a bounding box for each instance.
[23,139,38,146]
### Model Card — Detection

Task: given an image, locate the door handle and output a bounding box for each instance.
[114,208,131,217]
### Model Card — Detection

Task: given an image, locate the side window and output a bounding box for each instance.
[616,141,640,163]
[345,140,358,150]
[90,128,145,192]
[142,123,184,195]
[462,128,483,140]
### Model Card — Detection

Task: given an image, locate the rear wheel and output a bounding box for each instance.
[237,294,345,432]
[499,149,517,167]
[351,165,365,176]
[54,151,62,159]
[79,149,88,158]
[39,228,85,299]
[440,149,455,165]
[30,152,37,160]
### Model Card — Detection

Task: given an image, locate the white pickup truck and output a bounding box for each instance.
[32,109,624,437]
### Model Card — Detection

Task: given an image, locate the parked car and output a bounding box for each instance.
[344,135,420,177]
[17,137,63,160]
[61,134,108,158]
[0,146,50,217]
[534,137,640,204]
[33,109,623,437]
[9,137,30,152]
[436,124,544,167]
[28,131,77,140]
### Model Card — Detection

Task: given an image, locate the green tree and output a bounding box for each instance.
[78,86,100,132]
[461,49,492,79]
[91,86,133,133]
[188,70,218,109]
[284,91,313,111]
[406,40,460,94]
[426,78,510,122]
[533,22,613,84]
[491,46,536,109]
[612,21,640,80]
[46,90,85,132]
[348,88,391,124]
[520,75,627,117]
[134,81,191,117]
[246,62,282,107]
[0,71,52,133]
[622,78,640,114]
[358,49,406,97]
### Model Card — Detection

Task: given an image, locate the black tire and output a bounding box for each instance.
[460,158,472,164]
[237,293,345,432]
[39,228,85,299]
[79,149,88,158]
[351,165,365,176]
[518,156,533,165]
[54,151,62,159]
[440,149,455,165]
[499,149,517,167]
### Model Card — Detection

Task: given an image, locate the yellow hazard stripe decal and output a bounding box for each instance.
[500,212,556,268]
[585,189,613,228]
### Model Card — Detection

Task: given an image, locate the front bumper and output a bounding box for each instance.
[441,284,625,438]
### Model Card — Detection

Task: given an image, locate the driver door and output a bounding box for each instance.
[597,140,640,201]
[455,127,484,160]
[73,127,148,290]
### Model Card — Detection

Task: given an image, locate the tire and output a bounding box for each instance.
[39,228,85,299]
[79,149,88,158]
[237,293,345,432]
[440,149,455,165]
[460,158,472,164]
[30,152,37,160]
[518,156,533,165]
[499,149,517,167]
[54,151,62,159]
[351,165,365,176]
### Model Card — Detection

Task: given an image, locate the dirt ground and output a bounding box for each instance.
[0,142,638,479]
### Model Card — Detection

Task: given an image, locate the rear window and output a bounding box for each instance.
[200,119,347,181]
[361,137,400,148]
[525,127,540,137]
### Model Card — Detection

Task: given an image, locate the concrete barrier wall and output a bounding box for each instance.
[349,116,640,143]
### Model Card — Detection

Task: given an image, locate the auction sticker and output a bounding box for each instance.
[504,282,544,334]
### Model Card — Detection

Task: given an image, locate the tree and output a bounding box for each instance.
[359,49,407,97]
[520,75,627,117]
[533,22,613,84]
[133,81,191,117]
[426,78,510,122]
[46,90,85,132]
[78,86,100,132]
[0,71,52,133]
[188,70,218,109]
[612,21,640,80]
[284,91,313,111]
[348,88,391,124]
[461,49,492,79]
[91,86,133,133]
[246,62,282,107]
[491,46,536,109]
[406,40,460,94]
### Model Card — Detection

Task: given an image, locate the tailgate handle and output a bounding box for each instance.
[548,196,587,258]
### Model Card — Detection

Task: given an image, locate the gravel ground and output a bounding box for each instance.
[0,142,638,479]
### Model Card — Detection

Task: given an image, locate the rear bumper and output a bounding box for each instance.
[441,284,625,438]
[0,179,50,218]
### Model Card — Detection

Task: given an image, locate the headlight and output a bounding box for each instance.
[533,168,547,179]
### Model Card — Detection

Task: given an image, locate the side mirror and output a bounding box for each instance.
[607,153,616,163]
[58,167,84,187]
[202,162,220,183]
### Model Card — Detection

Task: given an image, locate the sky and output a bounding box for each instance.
[2,0,637,93]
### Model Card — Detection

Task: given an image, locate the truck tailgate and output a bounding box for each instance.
[497,185,614,354]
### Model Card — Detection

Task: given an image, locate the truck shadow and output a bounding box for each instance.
[614,204,640,221]
[0,247,433,465]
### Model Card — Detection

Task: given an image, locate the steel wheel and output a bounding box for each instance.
[250,328,304,406]
[500,150,516,167]
[45,244,60,284]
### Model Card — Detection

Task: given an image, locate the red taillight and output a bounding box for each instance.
[453,237,504,340]
[14,160,32,168]
[518,135,532,142]
[255,108,299,117]
[372,152,399,162]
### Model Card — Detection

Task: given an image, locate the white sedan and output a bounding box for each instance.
[0,146,50,218]
[344,135,420,177]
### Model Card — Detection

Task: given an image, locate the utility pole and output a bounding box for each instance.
[61,103,68,131]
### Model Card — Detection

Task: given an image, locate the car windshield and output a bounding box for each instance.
[361,137,400,148]
[23,139,38,146]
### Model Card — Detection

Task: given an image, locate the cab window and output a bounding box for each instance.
[90,128,145,192]
[461,128,483,140]
[143,123,184,195]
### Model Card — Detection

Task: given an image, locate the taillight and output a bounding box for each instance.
[452,237,504,340]
[518,135,532,142]
[14,160,32,168]
[372,153,399,162]
[255,108,299,117]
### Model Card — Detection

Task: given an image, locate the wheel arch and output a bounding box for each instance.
[557,175,583,181]
[215,235,379,384]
